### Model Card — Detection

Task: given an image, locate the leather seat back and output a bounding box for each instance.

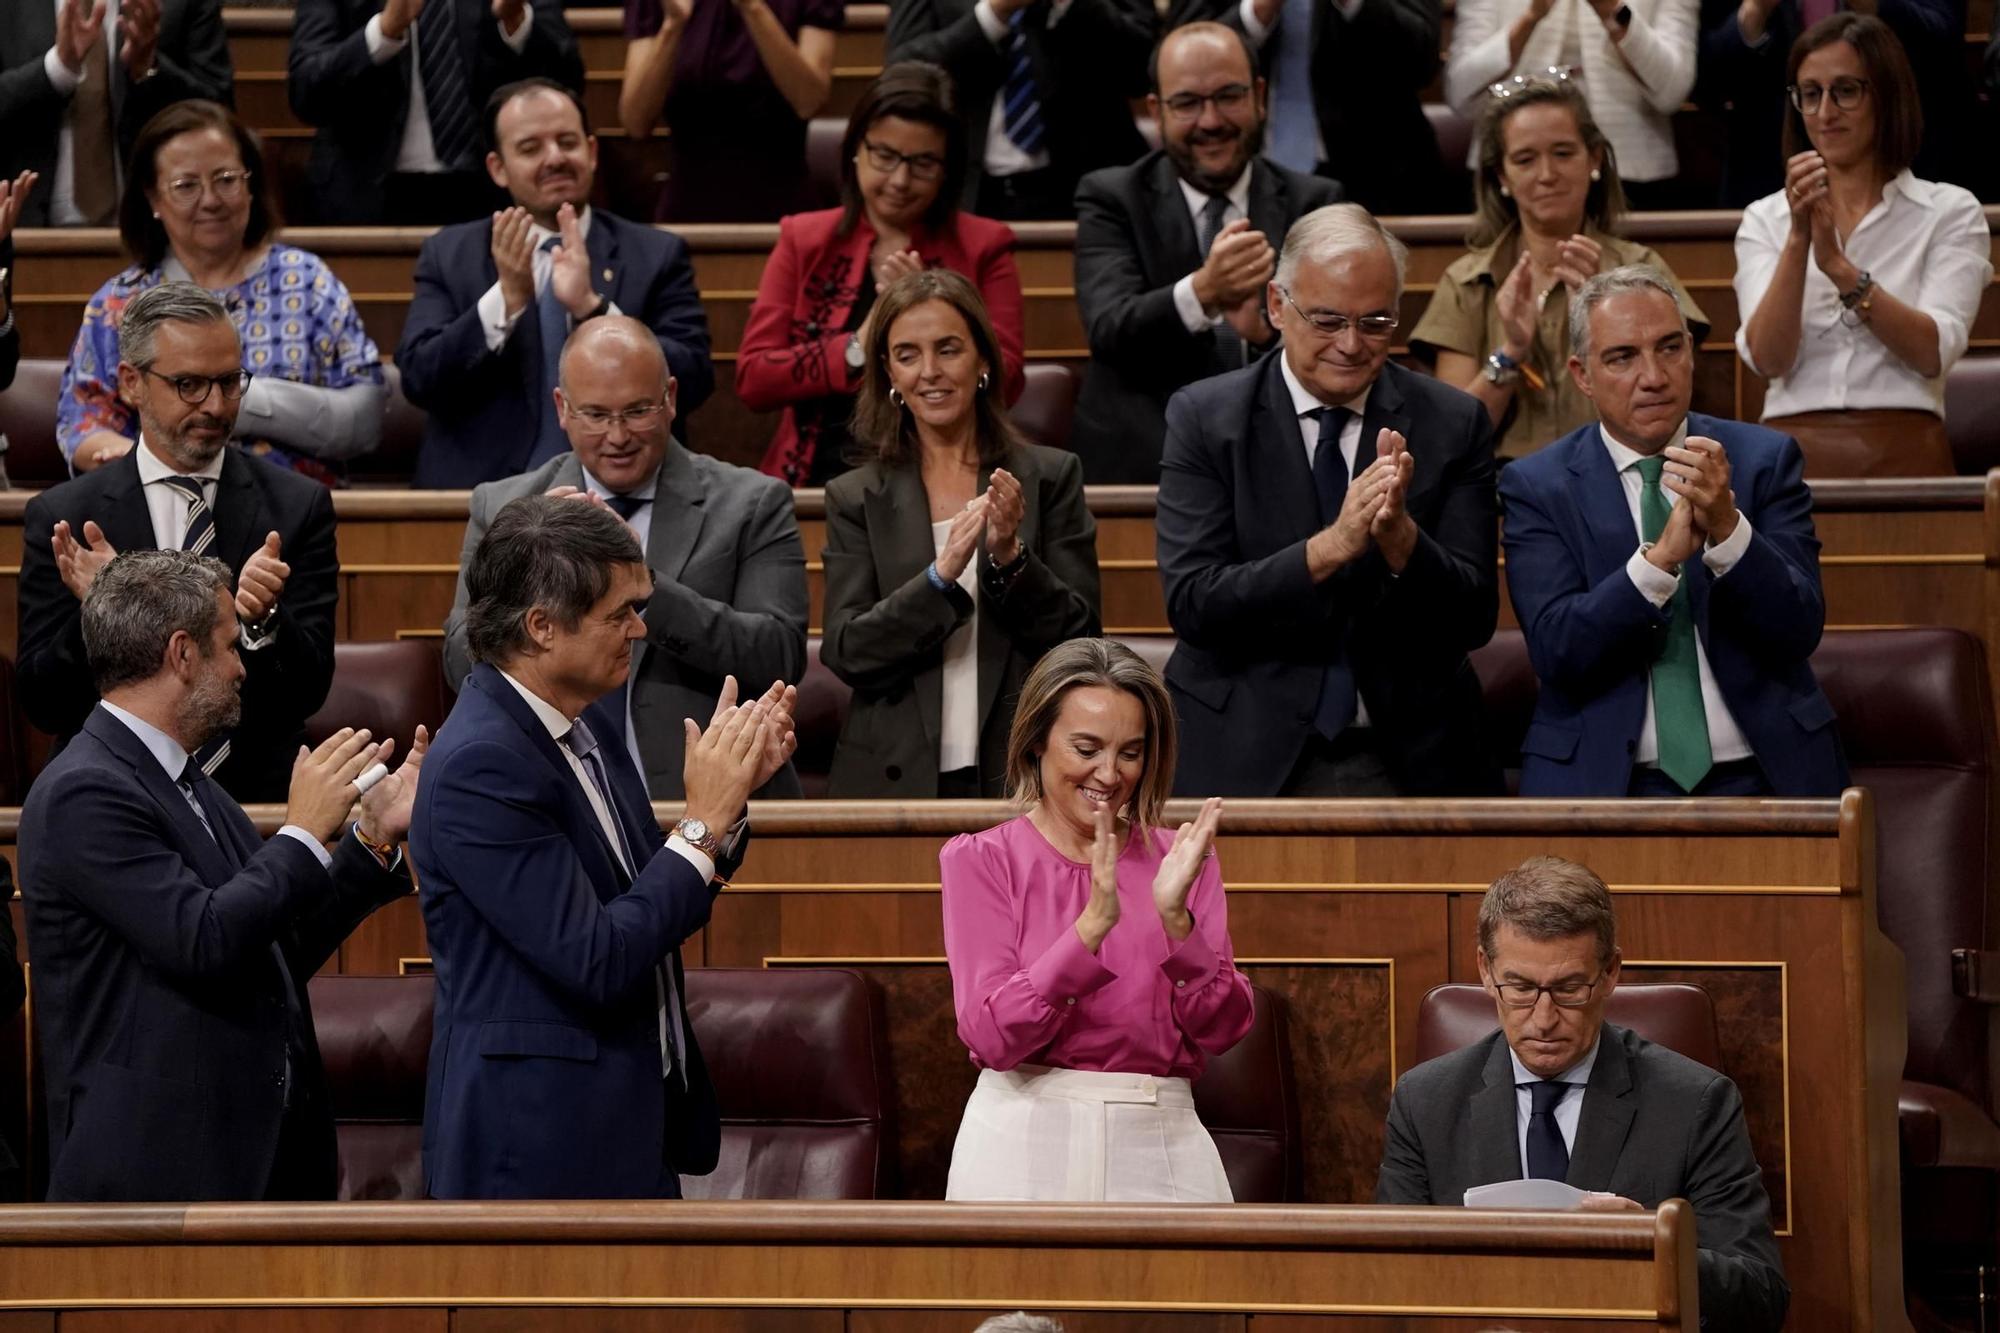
[308,972,434,1201]
[1192,984,1303,1201]
[305,639,451,755]
[0,360,69,489]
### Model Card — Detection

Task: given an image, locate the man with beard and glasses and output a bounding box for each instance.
[17,282,339,804]
[397,76,714,488]
[20,548,424,1200]
[1070,22,1342,484]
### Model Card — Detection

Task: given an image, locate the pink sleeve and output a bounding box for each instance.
[1160,850,1254,1055]
[941,832,1116,1070]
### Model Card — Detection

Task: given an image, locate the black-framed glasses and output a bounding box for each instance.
[1160,82,1254,122]
[1490,972,1606,1009]
[860,139,946,182]
[160,170,253,209]
[1787,77,1869,114]
[1274,286,1399,340]
[1488,65,1578,100]
[140,365,253,404]
[566,402,671,436]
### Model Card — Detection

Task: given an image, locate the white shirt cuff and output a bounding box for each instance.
[1332,0,1363,19]
[1047,0,1076,26]
[1703,513,1753,576]
[499,7,534,50]
[1626,546,1679,608]
[974,0,1009,43]
[478,281,524,352]
[1738,13,1772,48]
[364,13,408,62]
[278,824,336,870]
[44,46,82,95]
[665,833,716,884]
[1173,274,1211,334]
[1238,0,1274,43]
[238,620,280,652]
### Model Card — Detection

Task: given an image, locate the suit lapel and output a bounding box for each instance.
[1567,428,1641,580]
[1150,154,1202,273]
[95,453,159,554]
[1358,365,1414,481]
[1247,159,1289,255]
[587,213,620,314]
[81,708,239,886]
[211,448,262,573]
[1253,355,1326,543]
[1469,1035,1526,1186]
[644,442,706,586]
[1566,1029,1638,1190]
[866,467,946,747]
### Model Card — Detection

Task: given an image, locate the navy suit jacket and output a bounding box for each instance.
[1499,413,1847,797]
[396,210,715,488]
[21,706,409,1201]
[411,662,725,1199]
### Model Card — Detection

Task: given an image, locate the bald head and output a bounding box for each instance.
[560,314,668,392]
[554,315,677,494]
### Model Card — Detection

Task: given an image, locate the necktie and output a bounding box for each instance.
[1001,13,1045,154]
[159,475,216,558]
[70,20,118,225]
[533,235,570,467]
[1199,194,1246,370]
[1630,456,1713,792]
[1266,0,1318,174]
[417,0,481,172]
[1523,1079,1571,1180]
[604,493,649,522]
[1308,405,1357,740]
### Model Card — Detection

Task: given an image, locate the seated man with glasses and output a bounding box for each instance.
[1376,855,1789,1333]
[20,281,340,805]
[1069,21,1343,484]
[443,315,809,800]
[1155,202,1500,797]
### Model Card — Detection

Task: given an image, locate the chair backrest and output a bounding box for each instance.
[1468,629,1536,792]
[346,362,427,486]
[307,972,434,1201]
[805,117,848,209]
[1012,364,1079,453]
[1414,982,1724,1073]
[1944,355,2000,476]
[0,361,70,489]
[304,639,451,755]
[682,966,894,1199]
[795,637,851,798]
[1191,984,1303,1202]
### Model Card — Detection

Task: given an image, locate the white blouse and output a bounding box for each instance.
[1734,172,1993,420]
[931,519,981,775]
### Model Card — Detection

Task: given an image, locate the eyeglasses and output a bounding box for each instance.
[1275,286,1399,340]
[566,403,670,436]
[1490,972,1606,1009]
[1160,82,1254,122]
[860,140,945,182]
[159,170,253,209]
[1787,77,1869,114]
[1488,66,1579,100]
[140,365,253,404]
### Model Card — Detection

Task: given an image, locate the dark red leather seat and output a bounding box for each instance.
[1943,355,2000,477]
[304,639,451,755]
[1012,364,1080,454]
[307,972,434,1201]
[1192,983,1303,1202]
[0,360,70,489]
[794,638,852,799]
[345,362,428,487]
[1414,982,1724,1072]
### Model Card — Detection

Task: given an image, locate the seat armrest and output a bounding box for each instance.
[1952,949,2000,1003]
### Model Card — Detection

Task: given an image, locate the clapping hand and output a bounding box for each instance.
[983,468,1024,566]
[1151,796,1221,942]
[873,248,925,287]
[355,726,430,850]
[548,203,600,321]
[0,171,39,244]
[1661,436,1738,544]
[492,0,530,31]
[680,674,774,834]
[1367,430,1418,571]
[54,0,107,76]
[118,0,160,79]
[51,519,118,602]
[491,207,538,317]
[1495,255,1538,362]
[1075,800,1122,953]
[235,531,288,625]
[933,496,988,583]
[287,728,387,845]
[1552,233,1603,291]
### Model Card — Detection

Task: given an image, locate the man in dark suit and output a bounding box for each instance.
[886,0,1155,220]
[287,0,582,224]
[17,283,338,804]
[413,495,795,1198]
[441,316,808,799]
[1168,0,1443,215]
[1072,22,1343,484]
[397,77,714,489]
[0,0,232,226]
[1157,203,1498,797]
[20,547,421,1201]
[1500,265,1847,798]
[1376,856,1789,1332]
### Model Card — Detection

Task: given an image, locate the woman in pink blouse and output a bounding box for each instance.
[939,637,1254,1202]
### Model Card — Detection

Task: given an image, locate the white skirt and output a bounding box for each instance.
[944,1064,1235,1203]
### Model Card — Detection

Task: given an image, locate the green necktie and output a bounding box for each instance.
[1631,455,1713,793]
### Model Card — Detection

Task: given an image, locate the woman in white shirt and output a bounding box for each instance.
[1444,0,1698,206]
[820,270,1101,798]
[1735,14,1992,477]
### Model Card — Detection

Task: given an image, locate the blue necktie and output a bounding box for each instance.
[1523,1079,1572,1180]
[1001,13,1045,154]
[417,0,481,171]
[533,235,569,467]
[1267,0,1318,173]
[1309,406,1357,739]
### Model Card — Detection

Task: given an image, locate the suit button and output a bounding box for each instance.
[886,765,902,781]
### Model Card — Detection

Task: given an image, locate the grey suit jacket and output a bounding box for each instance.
[1375,1023,1788,1332]
[442,444,809,799]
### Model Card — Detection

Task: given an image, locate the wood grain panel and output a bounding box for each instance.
[855,1314,1244,1333]
[453,1310,842,1333]
[62,1314,446,1333]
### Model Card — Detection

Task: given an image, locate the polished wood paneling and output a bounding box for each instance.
[62,1314,447,1333]
[453,1311,843,1333]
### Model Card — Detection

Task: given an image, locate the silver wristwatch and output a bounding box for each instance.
[674,817,723,859]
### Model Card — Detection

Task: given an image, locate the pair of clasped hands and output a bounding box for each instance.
[52,521,293,626]
[932,469,1028,584]
[1306,429,1419,578]
[1640,438,1740,574]
[1075,796,1223,953]
[54,0,163,80]
[1781,149,1862,290]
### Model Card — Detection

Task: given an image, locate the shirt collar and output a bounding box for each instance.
[582,463,660,504]
[1278,349,1371,421]
[1508,1032,1603,1088]
[497,667,578,743]
[136,436,228,487]
[100,699,196,783]
[528,207,596,248]
[1177,164,1254,222]
[1599,419,1689,472]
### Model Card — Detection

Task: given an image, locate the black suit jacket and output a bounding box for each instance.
[1156,354,1499,795]
[17,448,339,804]
[886,0,1154,207]
[1169,0,1442,214]
[0,0,233,226]
[1376,1024,1790,1332]
[287,0,583,223]
[21,706,410,1201]
[1072,150,1343,484]
[396,209,715,488]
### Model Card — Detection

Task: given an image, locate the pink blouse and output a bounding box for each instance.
[940,814,1255,1079]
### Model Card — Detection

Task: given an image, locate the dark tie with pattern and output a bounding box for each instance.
[1001,13,1045,154]
[1523,1079,1571,1180]
[159,475,216,558]
[604,493,648,523]
[417,0,481,171]
[534,235,570,466]
[1307,406,1357,740]
[1199,194,1245,370]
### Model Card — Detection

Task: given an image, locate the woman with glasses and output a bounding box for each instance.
[1410,80,1706,460]
[737,62,1026,487]
[820,269,1098,799]
[58,101,384,485]
[1735,14,1990,477]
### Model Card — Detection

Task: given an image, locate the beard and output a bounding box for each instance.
[1167,118,1265,194]
[178,661,243,751]
[150,411,233,470]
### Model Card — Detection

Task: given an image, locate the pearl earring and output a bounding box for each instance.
[1589,168,1601,181]
[1499,185,1511,198]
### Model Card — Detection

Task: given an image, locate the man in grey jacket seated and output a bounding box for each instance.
[1375,855,1788,1332]
[442,315,808,798]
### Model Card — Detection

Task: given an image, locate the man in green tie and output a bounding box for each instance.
[1495,265,1848,797]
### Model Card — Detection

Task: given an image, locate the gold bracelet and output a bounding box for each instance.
[355,826,399,864]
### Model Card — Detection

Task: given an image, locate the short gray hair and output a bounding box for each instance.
[1568,264,1687,363]
[971,1316,1064,1333]
[1477,856,1618,968]
[81,549,234,694]
[1275,203,1409,300]
[464,493,646,666]
[118,281,234,369]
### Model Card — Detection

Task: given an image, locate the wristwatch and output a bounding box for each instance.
[1484,349,1523,386]
[843,332,865,377]
[674,817,723,860]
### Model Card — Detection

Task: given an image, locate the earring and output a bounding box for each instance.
[978,371,990,391]
[890,388,905,407]
[1499,184,1511,198]
[1589,168,1601,181]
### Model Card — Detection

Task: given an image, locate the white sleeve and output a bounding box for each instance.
[1444,0,1519,111]
[477,281,525,352]
[1612,0,1699,112]
[973,0,1010,43]
[1238,0,1275,45]
[364,13,410,63]
[1702,512,1753,576]
[1625,546,1679,607]
[498,7,534,50]
[1173,275,1211,333]
[1731,201,1785,378]
[1913,187,1995,374]
[44,46,82,94]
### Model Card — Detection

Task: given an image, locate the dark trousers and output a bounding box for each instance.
[1626,757,1772,797]
[975,166,1072,221]
[1279,728,1403,797]
[385,171,503,226]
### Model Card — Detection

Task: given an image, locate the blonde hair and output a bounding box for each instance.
[1004,639,1177,831]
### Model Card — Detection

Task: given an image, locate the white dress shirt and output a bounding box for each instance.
[971,0,1068,176]
[474,206,624,351]
[42,0,120,226]
[930,518,981,773]
[1602,423,1755,767]
[1733,172,1993,420]
[1235,0,1365,169]
[1278,351,1374,726]
[134,438,281,653]
[365,8,533,174]
[1171,165,1254,335]
[1507,1032,1601,1173]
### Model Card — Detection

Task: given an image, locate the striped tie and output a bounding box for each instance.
[417,0,481,172]
[1001,13,1045,155]
[160,475,216,558]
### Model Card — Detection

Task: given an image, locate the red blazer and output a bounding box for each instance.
[737,207,1026,484]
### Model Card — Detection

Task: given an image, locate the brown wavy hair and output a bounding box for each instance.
[1783,13,1923,180]
[120,100,278,273]
[1005,638,1178,833]
[848,268,1024,470]
[1468,80,1625,250]
[837,62,967,239]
